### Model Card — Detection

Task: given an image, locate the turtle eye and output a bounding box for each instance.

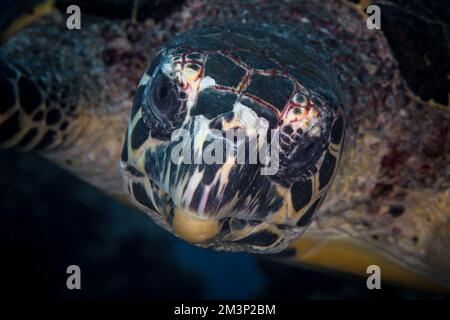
[141,70,186,139]
[151,72,179,114]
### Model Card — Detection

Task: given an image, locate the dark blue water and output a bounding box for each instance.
[0,151,446,299]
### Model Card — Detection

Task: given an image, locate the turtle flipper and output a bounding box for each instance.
[278,234,449,292]
[0,58,78,151]
[0,9,154,196]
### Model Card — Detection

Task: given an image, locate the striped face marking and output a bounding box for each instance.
[121,26,345,253]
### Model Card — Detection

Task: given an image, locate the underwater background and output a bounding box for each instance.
[1,147,449,300]
[0,0,449,300]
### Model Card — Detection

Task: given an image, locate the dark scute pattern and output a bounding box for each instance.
[218,219,230,236]
[190,184,204,210]
[0,111,20,144]
[131,85,145,120]
[46,109,61,125]
[165,24,339,110]
[274,95,334,187]
[244,73,293,112]
[319,151,337,190]
[209,117,222,130]
[132,182,157,212]
[205,181,220,212]
[125,165,144,177]
[291,178,313,212]
[235,230,279,247]
[204,54,246,88]
[203,163,222,185]
[283,125,293,134]
[0,70,16,114]
[121,128,128,162]
[18,77,42,115]
[60,121,69,131]
[275,136,321,186]
[17,128,38,148]
[297,196,322,227]
[145,143,194,199]
[240,97,278,129]
[330,115,344,145]
[35,130,56,149]
[224,164,283,219]
[234,50,279,70]
[191,89,236,119]
[168,161,183,193]
[33,111,44,121]
[230,218,247,230]
[131,118,148,150]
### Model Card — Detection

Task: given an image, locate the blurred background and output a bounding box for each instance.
[0,0,449,300]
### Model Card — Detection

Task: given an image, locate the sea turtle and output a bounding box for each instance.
[0,0,449,290]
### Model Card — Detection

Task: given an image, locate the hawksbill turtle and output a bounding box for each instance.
[0,0,449,290]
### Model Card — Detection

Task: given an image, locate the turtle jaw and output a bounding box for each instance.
[122,137,304,253]
[120,100,322,253]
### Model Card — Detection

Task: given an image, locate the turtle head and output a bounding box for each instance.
[121,26,345,253]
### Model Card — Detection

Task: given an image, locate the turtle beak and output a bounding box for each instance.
[121,70,289,250]
[123,105,288,249]
[171,208,221,244]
